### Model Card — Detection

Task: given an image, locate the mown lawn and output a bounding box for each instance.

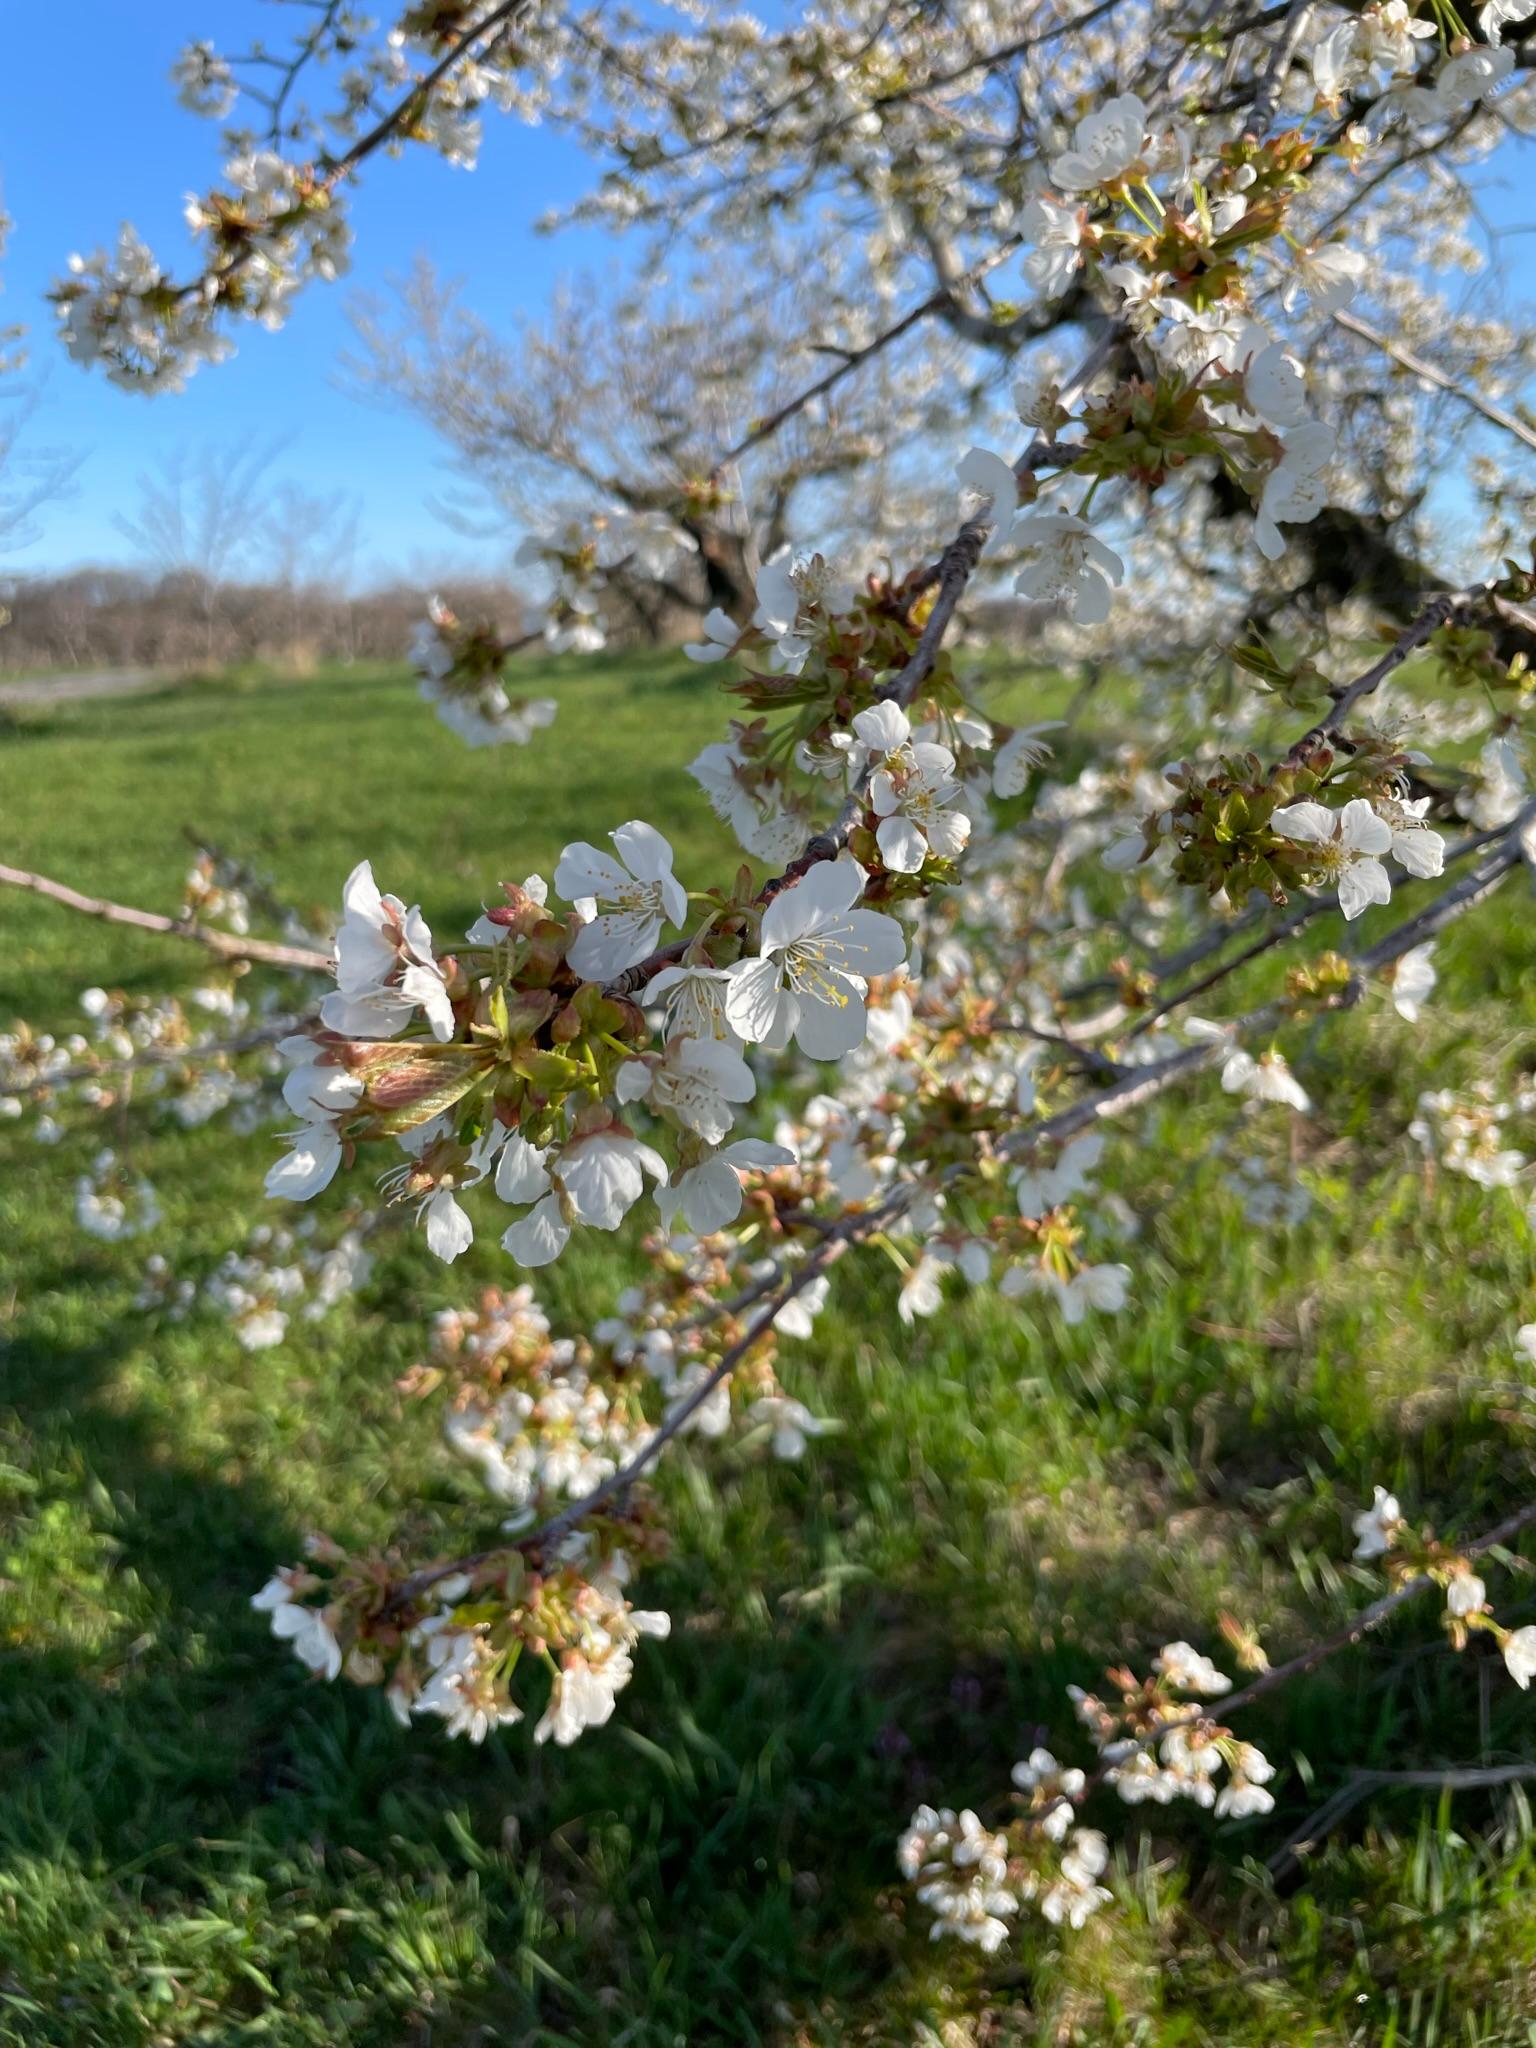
[2,656,1536,2046]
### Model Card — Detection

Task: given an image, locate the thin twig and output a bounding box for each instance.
[0,862,331,973]
[1335,308,1536,459]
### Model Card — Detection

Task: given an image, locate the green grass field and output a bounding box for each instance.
[3,657,1536,2046]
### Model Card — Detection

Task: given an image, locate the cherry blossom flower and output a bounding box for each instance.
[773,1271,831,1340]
[555,822,689,981]
[682,607,741,663]
[251,1573,341,1680]
[323,859,455,1041]
[1407,44,1515,117]
[1019,194,1085,296]
[1280,245,1366,317]
[1352,1485,1403,1560]
[1504,1625,1536,1689]
[1270,798,1393,919]
[1391,943,1438,1022]
[1040,1826,1112,1927]
[1002,1260,1132,1322]
[724,857,907,1059]
[1481,0,1530,41]
[748,1394,831,1459]
[415,1634,525,1744]
[956,446,1019,526]
[619,1036,757,1145]
[1446,1569,1487,1618]
[655,1138,796,1234]
[501,1128,669,1266]
[1048,92,1149,190]
[1312,1,1433,98]
[1244,344,1311,430]
[752,547,849,675]
[1377,795,1446,879]
[1254,422,1337,559]
[643,962,740,1044]
[1153,1641,1232,1696]
[1011,512,1125,624]
[689,740,807,863]
[849,701,971,874]
[1220,1047,1312,1114]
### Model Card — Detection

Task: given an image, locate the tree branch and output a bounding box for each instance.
[0,862,331,973]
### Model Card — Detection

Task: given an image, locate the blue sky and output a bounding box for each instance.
[0,1,625,583]
[4,7,1536,585]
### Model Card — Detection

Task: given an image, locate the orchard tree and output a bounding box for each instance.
[7,0,1536,1971]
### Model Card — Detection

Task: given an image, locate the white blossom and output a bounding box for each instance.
[555,822,689,981]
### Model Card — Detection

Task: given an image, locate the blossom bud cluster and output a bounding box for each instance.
[410,597,556,748]
[900,1636,1278,1951]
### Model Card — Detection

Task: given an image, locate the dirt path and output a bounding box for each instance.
[0,667,175,708]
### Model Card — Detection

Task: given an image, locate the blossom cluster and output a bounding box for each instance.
[899,1640,1274,1953]
[1409,1078,1535,1194]
[136,1215,375,1351]
[1353,1484,1536,1687]
[410,596,556,748]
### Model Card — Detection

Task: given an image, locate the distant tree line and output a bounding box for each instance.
[0,567,525,676]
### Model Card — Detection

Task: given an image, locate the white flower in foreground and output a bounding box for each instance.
[1254,421,1336,560]
[752,547,849,674]
[622,1036,757,1145]
[1011,513,1125,625]
[1019,194,1085,296]
[1243,343,1311,431]
[992,722,1063,798]
[957,445,1020,529]
[1048,92,1148,190]
[643,961,740,1044]
[725,857,906,1060]
[1391,943,1438,1023]
[501,1128,669,1266]
[1516,1324,1536,1364]
[1270,798,1393,920]
[1504,1625,1536,1689]
[656,1138,797,1234]
[555,821,689,981]
[683,606,740,663]
[251,1573,341,1680]
[1481,0,1529,41]
[1280,244,1366,317]
[850,701,971,874]
[1446,1570,1487,1618]
[1352,1485,1403,1561]
[1408,43,1515,116]
[323,859,455,1042]
[1154,1641,1232,1696]
[1379,795,1446,879]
